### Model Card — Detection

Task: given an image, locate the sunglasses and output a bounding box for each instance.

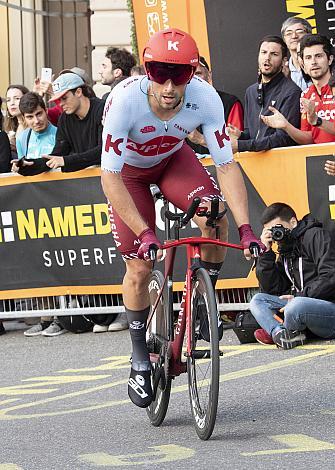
[146,62,194,86]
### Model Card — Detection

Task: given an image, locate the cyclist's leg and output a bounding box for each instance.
[158,143,228,285]
[158,144,226,339]
[108,164,157,407]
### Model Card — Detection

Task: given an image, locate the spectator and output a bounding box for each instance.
[5,92,63,336]
[11,92,57,172]
[58,67,96,98]
[261,34,335,144]
[17,73,104,176]
[0,97,11,173]
[281,16,312,90]
[33,67,95,127]
[130,64,146,76]
[250,202,335,349]
[99,47,137,100]
[4,85,29,157]
[186,56,244,157]
[229,35,301,153]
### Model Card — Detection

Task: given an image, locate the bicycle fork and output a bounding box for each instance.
[168,244,202,376]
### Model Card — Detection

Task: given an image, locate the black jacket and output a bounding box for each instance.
[0,131,11,173]
[18,98,104,176]
[238,72,301,152]
[256,215,335,301]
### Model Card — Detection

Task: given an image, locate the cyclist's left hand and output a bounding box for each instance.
[238,224,266,260]
[137,228,161,261]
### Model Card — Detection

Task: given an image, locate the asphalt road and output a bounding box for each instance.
[1,320,335,470]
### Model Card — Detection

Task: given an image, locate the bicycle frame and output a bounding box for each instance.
[148,236,243,378]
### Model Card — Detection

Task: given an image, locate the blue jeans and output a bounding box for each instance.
[250,293,335,339]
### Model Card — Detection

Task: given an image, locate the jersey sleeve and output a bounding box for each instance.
[101,91,131,173]
[200,87,234,166]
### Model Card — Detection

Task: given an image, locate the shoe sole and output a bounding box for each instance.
[42,330,67,337]
[24,331,44,337]
[255,338,274,345]
[108,325,128,332]
[276,334,306,349]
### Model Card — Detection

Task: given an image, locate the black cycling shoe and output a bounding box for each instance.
[196,300,223,342]
[128,367,153,408]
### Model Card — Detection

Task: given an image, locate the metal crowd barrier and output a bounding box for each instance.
[0,288,255,320]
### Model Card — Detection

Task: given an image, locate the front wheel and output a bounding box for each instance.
[146,270,172,427]
[187,267,220,440]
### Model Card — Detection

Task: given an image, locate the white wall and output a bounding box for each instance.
[90,0,133,97]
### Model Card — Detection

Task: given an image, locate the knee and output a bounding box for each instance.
[284,297,304,321]
[218,215,229,241]
[250,292,267,308]
[125,260,152,291]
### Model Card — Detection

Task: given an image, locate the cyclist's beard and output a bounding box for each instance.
[151,84,182,110]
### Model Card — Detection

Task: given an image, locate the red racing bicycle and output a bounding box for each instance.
[146,193,250,440]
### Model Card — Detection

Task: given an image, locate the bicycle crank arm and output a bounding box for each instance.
[185,350,224,359]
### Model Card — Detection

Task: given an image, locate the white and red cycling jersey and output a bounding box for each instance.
[101,75,233,173]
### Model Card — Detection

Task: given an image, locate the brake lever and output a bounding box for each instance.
[249,242,260,258]
[149,245,158,261]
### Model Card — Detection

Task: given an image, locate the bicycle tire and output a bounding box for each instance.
[146,270,172,427]
[187,267,220,440]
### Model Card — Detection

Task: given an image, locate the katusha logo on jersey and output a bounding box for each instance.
[126,136,181,156]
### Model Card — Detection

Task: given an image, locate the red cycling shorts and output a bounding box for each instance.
[108,142,223,259]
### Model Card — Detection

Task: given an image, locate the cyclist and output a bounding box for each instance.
[101,28,262,408]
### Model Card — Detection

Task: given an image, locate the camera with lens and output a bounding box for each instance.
[270,224,291,242]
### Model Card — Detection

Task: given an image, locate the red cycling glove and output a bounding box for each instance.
[238,224,266,255]
[137,228,161,261]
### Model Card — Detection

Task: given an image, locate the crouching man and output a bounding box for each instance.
[250,202,335,349]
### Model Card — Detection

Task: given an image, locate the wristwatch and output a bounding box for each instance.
[314,116,323,127]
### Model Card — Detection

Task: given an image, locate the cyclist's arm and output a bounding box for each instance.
[201,91,250,227]
[101,93,148,236]
[215,161,250,227]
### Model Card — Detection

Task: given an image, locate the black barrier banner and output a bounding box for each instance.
[204,0,333,100]
[306,154,335,239]
[0,176,121,291]
[0,169,261,296]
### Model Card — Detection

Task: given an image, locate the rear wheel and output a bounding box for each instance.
[187,268,220,440]
[146,270,172,426]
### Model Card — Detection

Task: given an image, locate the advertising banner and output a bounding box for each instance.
[132,0,335,99]
[1,143,335,298]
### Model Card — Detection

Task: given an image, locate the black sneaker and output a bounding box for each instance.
[196,299,223,342]
[273,328,306,350]
[128,367,153,408]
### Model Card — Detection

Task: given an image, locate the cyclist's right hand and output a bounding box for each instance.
[137,228,161,261]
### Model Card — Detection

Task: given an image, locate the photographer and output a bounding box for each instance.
[250,202,335,349]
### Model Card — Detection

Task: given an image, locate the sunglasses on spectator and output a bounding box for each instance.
[146,62,194,86]
[284,28,306,38]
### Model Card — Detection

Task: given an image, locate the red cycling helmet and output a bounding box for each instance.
[143,28,199,84]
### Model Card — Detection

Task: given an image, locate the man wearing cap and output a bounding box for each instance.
[17,73,104,175]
